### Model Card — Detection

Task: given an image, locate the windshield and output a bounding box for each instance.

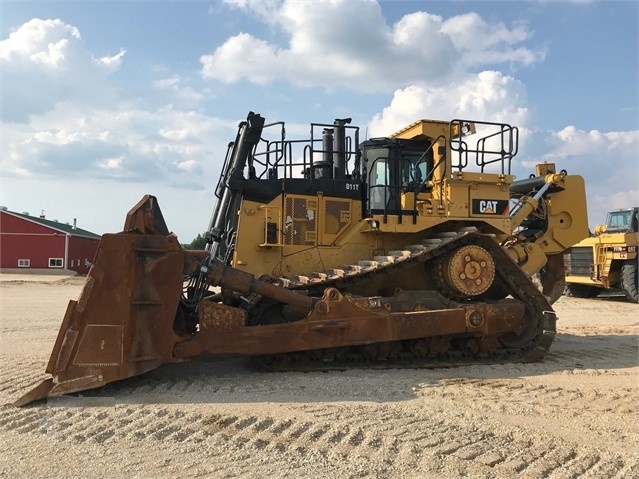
[607,211,631,231]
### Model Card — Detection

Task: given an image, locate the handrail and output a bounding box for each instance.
[449,119,518,175]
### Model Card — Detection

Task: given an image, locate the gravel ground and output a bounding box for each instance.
[0,275,637,478]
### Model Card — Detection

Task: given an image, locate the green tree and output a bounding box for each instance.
[183,233,207,250]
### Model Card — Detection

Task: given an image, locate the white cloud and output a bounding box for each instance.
[0,18,235,193]
[2,103,232,186]
[96,49,126,71]
[203,0,542,91]
[152,75,204,109]
[175,159,198,172]
[0,18,81,64]
[540,126,639,166]
[201,32,286,84]
[99,156,124,171]
[368,71,530,136]
[0,18,125,121]
[440,13,544,68]
[222,0,283,23]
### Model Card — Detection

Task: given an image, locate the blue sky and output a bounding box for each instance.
[1,0,637,241]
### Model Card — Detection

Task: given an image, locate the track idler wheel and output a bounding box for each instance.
[440,245,496,297]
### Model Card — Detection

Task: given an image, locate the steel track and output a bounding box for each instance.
[250,231,555,371]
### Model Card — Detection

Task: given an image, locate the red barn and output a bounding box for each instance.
[0,207,101,275]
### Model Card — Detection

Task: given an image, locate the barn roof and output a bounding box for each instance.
[1,209,101,240]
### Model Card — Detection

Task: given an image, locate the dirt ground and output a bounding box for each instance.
[0,275,637,479]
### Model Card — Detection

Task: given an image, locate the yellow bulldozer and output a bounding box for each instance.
[564,207,639,302]
[16,111,589,406]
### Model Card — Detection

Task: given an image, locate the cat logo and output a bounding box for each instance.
[471,199,509,215]
[479,200,498,214]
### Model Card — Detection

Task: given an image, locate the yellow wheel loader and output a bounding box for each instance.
[16,111,589,406]
[564,207,639,302]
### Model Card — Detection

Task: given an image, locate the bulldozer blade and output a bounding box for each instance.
[15,196,186,406]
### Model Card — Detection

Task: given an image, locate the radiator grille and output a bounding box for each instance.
[564,246,593,276]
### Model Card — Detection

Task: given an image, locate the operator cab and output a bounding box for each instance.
[360,138,434,215]
[606,208,639,233]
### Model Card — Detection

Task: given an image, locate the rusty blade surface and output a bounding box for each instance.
[538,253,566,304]
[15,196,186,406]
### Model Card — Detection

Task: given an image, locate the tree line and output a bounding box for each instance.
[182,233,207,250]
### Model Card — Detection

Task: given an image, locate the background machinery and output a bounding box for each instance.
[564,207,639,302]
[17,111,589,406]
